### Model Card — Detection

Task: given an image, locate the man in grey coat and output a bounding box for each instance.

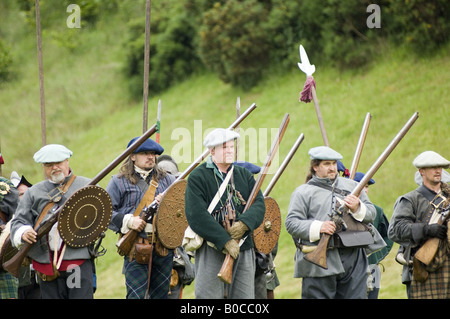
[286,146,383,299]
[388,151,450,299]
[10,144,93,299]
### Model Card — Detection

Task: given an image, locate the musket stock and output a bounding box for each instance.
[414,206,449,265]
[217,113,290,284]
[304,112,419,269]
[3,125,158,277]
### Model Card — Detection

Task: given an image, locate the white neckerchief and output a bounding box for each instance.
[134,165,153,180]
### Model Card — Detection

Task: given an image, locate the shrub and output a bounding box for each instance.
[198,0,271,89]
[385,0,450,52]
[0,39,13,84]
[123,1,201,98]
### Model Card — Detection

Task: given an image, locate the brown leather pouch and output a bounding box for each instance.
[134,239,152,264]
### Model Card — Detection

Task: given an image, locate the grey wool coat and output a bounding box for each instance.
[285,175,385,278]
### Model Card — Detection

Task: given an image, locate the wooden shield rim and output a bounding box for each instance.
[156,179,188,249]
[58,185,112,248]
[253,196,281,255]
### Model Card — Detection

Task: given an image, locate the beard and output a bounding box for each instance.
[50,170,66,184]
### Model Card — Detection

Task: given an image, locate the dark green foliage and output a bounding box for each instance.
[385,0,450,53]
[123,1,202,98]
[198,0,271,89]
[4,0,449,92]
[0,39,13,84]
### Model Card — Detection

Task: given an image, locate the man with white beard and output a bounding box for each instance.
[10,144,94,299]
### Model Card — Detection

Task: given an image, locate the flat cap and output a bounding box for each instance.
[354,172,375,185]
[308,146,343,161]
[412,151,449,169]
[33,144,73,163]
[234,161,261,174]
[127,137,164,155]
[203,128,239,148]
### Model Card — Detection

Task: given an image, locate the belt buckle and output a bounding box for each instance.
[47,187,64,203]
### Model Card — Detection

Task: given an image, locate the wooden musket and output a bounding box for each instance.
[3,124,158,277]
[414,198,450,265]
[304,112,419,269]
[217,113,290,284]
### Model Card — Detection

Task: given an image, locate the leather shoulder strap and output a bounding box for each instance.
[308,180,350,197]
[34,174,77,229]
[133,176,158,217]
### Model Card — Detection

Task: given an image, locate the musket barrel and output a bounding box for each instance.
[349,113,371,180]
[351,111,418,197]
[264,133,304,197]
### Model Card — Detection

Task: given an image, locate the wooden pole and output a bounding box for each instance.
[311,86,329,147]
[35,0,46,146]
[349,113,371,179]
[235,97,240,161]
[142,0,151,133]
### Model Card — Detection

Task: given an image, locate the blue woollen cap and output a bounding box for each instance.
[354,172,375,185]
[127,137,164,155]
[234,161,261,174]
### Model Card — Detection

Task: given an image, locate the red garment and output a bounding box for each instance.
[32,248,85,276]
[299,75,316,103]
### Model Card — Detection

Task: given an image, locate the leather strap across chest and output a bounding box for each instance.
[34,175,76,229]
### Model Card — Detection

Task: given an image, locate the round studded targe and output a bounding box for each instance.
[58,185,112,248]
[156,179,188,249]
[253,196,281,255]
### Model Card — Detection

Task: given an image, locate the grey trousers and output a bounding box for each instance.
[301,247,368,299]
[194,243,255,299]
[38,259,94,299]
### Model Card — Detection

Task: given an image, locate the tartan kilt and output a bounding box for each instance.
[0,272,18,299]
[410,240,450,299]
[123,249,174,299]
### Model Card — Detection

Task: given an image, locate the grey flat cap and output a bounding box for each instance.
[33,144,73,163]
[308,146,343,161]
[203,128,239,148]
[412,151,449,169]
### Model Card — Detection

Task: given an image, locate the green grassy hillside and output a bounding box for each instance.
[1,3,449,299]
